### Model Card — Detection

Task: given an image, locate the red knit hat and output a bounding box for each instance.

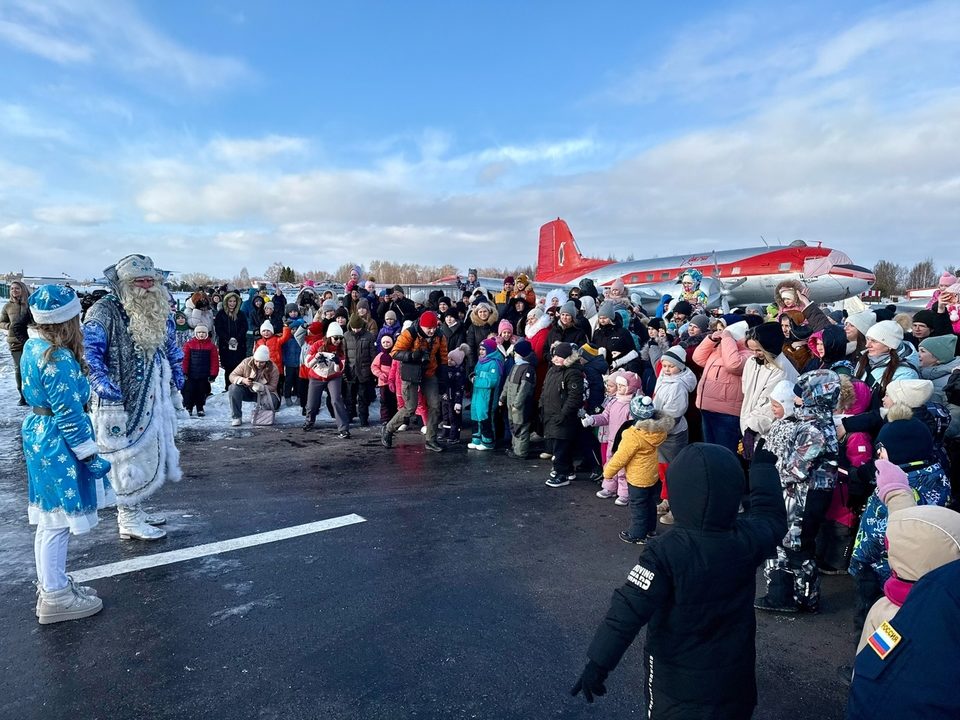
[419,310,439,329]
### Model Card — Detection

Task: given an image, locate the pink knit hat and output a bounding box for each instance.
[498,319,514,334]
[940,271,958,286]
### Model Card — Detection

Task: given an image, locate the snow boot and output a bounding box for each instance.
[38,585,103,625]
[118,505,167,541]
[755,562,799,613]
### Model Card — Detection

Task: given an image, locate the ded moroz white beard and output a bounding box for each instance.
[120,283,170,354]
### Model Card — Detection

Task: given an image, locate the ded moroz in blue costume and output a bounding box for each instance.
[83,254,184,541]
[23,284,114,624]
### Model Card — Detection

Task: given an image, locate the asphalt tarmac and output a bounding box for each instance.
[0,421,856,720]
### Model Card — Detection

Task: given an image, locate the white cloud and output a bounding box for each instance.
[0,17,92,63]
[0,0,251,91]
[0,158,41,189]
[0,103,72,142]
[208,135,309,163]
[33,204,112,225]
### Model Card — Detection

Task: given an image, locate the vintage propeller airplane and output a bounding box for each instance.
[530,218,875,312]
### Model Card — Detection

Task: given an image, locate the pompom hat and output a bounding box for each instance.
[630,395,656,421]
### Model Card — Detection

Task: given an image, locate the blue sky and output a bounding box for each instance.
[0,0,958,280]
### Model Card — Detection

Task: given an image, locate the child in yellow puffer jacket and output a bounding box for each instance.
[603,396,675,544]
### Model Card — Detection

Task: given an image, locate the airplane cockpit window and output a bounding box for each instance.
[779,262,792,272]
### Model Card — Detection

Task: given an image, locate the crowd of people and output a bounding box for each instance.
[7,258,960,717]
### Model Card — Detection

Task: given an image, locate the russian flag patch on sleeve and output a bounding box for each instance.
[867,621,901,659]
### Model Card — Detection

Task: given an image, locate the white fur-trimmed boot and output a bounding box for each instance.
[118,505,167,541]
[37,585,103,624]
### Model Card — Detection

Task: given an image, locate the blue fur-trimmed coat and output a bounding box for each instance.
[21,339,114,533]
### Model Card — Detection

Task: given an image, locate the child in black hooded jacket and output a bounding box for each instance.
[571,442,786,718]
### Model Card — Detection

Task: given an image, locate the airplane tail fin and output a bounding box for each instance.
[536,218,609,283]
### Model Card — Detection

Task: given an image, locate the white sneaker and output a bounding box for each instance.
[657,500,671,516]
[614,497,629,506]
[660,511,675,525]
[398,424,408,432]
[466,442,478,450]
[596,489,616,499]
[37,585,103,624]
[539,452,552,460]
[420,426,427,435]
[36,577,97,616]
[230,418,242,427]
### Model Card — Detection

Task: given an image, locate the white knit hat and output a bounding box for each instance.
[260,320,274,334]
[866,320,903,350]
[769,379,797,418]
[253,345,271,362]
[726,321,749,342]
[886,379,934,409]
[845,310,877,339]
[325,322,344,338]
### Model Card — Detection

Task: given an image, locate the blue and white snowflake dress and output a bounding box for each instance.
[21,339,115,533]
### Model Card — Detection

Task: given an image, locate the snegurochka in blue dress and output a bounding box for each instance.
[22,284,114,624]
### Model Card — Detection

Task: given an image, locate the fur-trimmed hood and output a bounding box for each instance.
[774,279,805,309]
[633,414,676,434]
[887,505,960,582]
[469,302,499,328]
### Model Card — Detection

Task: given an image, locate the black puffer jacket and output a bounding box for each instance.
[584,444,785,717]
[546,320,588,349]
[538,356,584,440]
[343,328,377,383]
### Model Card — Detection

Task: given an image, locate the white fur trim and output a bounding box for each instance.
[97,356,181,505]
[31,295,81,324]
[93,405,130,452]
[72,439,100,461]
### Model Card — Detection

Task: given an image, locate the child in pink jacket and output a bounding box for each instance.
[583,371,639,506]
[371,333,397,423]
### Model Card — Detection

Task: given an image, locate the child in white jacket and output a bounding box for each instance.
[653,347,698,523]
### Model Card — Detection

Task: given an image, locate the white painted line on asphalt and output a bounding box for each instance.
[70,513,367,582]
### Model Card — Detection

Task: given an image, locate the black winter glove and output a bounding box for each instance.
[570,661,608,703]
[752,441,777,467]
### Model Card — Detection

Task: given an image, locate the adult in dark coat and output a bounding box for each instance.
[464,301,499,372]
[213,291,248,391]
[847,558,960,720]
[547,300,589,348]
[343,318,377,426]
[593,301,641,373]
[440,313,468,359]
[571,444,786,718]
[376,285,418,325]
[539,343,585,478]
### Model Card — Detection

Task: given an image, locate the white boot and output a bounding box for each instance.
[35,577,98,616]
[37,585,103,624]
[118,505,167,541]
